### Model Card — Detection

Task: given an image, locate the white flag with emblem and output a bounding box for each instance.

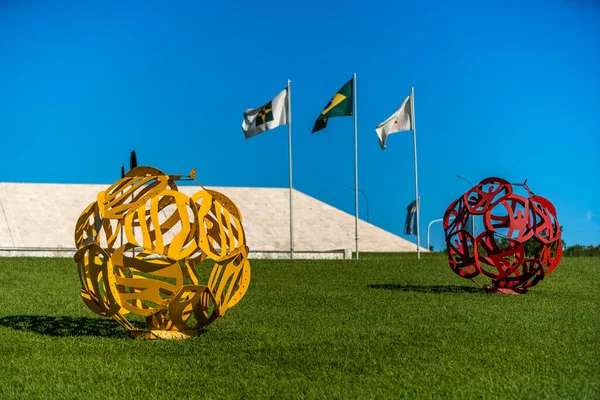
[242,88,288,139]
[375,94,412,149]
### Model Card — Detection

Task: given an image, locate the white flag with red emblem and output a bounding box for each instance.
[375,94,412,149]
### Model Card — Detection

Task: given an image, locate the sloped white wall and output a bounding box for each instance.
[0,183,426,253]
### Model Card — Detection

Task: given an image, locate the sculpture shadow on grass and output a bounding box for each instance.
[368,284,483,294]
[0,315,146,338]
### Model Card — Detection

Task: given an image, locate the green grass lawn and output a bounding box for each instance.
[0,254,598,399]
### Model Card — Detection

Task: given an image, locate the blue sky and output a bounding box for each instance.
[0,0,598,249]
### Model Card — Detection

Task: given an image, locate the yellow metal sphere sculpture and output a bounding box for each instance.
[74,166,250,339]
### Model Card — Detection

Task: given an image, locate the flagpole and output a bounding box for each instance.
[120,165,124,248]
[287,79,295,260]
[353,73,359,260]
[411,86,421,259]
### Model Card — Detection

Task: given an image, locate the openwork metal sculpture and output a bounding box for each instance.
[443,177,561,294]
[74,166,250,339]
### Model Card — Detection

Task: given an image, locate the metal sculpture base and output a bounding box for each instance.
[129,330,198,340]
[482,284,527,295]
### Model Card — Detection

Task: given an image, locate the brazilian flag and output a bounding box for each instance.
[312,78,353,133]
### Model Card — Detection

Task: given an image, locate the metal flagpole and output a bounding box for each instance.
[287,80,295,260]
[130,151,137,258]
[410,87,421,259]
[120,165,125,248]
[353,73,359,260]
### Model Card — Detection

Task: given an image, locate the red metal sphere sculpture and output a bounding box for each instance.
[443,177,562,294]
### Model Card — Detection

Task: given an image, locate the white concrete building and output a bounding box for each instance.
[0,182,426,258]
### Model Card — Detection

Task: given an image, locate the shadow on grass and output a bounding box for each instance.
[368,284,482,294]
[0,315,138,338]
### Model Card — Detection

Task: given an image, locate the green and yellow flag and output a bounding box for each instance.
[312,78,353,133]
